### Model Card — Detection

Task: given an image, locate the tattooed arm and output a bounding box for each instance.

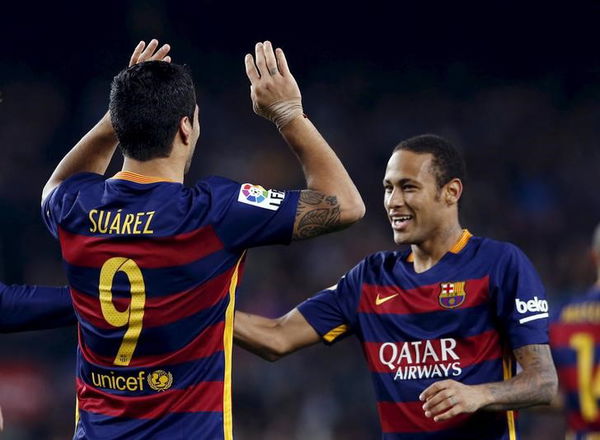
[283,116,364,240]
[420,344,558,421]
[293,191,342,240]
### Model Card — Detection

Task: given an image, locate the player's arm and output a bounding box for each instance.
[420,344,558,422]
[234,308,321,361]
[41,39,172,202]
[245,41,365,240]
[0,283,76,332]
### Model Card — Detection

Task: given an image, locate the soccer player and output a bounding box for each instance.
[40,39,364,439]
[550,224,600,439]
[234,134,558,439]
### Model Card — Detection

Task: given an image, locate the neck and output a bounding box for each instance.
[122,157,184,183]
[410,223,464,273]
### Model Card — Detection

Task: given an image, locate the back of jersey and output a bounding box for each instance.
[43,171,298,440]
[550,288,600,440]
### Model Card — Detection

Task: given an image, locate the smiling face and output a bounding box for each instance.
[383,150,461,246]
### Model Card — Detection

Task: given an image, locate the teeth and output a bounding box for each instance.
[392,215,412,225]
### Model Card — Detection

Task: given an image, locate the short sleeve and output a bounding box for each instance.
[200,177,300,250]
[41,172,104,239]
[491,244,549,349]
[297,261,364,345]
[0,283,76,333]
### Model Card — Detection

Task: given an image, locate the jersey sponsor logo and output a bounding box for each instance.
[237,183,285,211]
[438,281,466,309]
[375,293,399,306]
[147,369,174,392]
[515,296,549,324]
[90,369,174,393]
[379,338,462,381]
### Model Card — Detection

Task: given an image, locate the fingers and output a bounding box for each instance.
[129,39,172,66]
[263,41,279,76]
[432,404,462,422]
[254,42,267,78]
[129,41,146,67]
[139,39,159,62]
[423,392,455,418]
[245,54,259,83]
[149,43,171,62]
[275,48,291,76]
[419,380,449,402]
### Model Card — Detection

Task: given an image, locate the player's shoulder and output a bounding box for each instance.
[360,250,407,272]
[55,172,105,194]
[564,288,600,308]
[554,288,600,324]
[472,235,529,261]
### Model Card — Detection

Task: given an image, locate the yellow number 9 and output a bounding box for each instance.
[99,257,146,366]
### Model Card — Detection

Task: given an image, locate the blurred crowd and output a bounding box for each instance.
[0,9,599,439]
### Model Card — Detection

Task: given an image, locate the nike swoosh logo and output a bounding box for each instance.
[375,293,399,306]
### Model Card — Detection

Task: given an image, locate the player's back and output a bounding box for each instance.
[43,171,298,439]
[550,288,600,440]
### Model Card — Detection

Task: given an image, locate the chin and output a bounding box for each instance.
[393,232,411,245]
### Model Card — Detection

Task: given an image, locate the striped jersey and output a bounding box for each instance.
[298,230,549,440]
[42,171,299,440]
[550,288,600,440]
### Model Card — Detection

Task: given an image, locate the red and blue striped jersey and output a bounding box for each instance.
[298,230,549,440]
[42,171,299,440]
[550,288,600,440]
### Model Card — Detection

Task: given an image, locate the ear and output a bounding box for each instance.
[179,116,193,145]
[591,249,600,268]
[444,178,463,206]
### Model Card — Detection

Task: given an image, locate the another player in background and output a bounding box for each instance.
[0,282,75,432]
[235,134,558,439]
[550,224,600,439]
[0,282,74,332]
[40,39,364,440]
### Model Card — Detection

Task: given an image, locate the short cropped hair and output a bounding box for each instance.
[393,134,466,189]
[109,61,196,161]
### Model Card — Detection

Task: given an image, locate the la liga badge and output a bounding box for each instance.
[238,183,285,211]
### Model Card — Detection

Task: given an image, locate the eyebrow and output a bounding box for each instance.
[383,178,417,185]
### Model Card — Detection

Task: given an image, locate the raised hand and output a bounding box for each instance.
[244,41,303,130]
[129,39,172,67]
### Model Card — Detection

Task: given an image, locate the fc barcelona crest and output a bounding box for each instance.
[439,282,466,309]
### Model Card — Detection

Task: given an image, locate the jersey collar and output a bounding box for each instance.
[111,171,176,184]
[406,229,472,263]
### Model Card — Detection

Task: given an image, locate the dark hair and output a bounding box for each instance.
[393,134,466,189]
[109,61,196,161]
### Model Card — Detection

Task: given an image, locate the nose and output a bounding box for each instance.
[385,187,404,210]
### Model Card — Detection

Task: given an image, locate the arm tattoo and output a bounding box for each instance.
[292,190,342,240]
[483,344,557,411]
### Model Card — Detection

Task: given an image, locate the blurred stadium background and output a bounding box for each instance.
[0,1,599,438]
